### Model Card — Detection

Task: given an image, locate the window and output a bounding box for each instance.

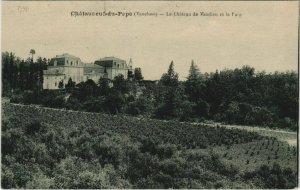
[117,64,120,68]
[71,61,73,66]
[55,82,57,87]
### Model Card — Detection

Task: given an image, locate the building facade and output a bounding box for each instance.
[43,53,133,90]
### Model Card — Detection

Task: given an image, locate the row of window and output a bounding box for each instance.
[113,61,127,68]
[45,74,109,88]
[46,75,86,81]
[52,59,80,66]
[66,60,79,66]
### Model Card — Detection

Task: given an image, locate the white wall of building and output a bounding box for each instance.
[43,55,131,90]
[43,75,64,90]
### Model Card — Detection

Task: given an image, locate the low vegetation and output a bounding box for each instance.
[2,103,298,189]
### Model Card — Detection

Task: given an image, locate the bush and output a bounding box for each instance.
[40,91,65,108]
[26,173,54,189]
[156,144,177,159]
[244,163,297,189]
[10,94,24,104]
[124,96,152,116]
[25,121,42,135]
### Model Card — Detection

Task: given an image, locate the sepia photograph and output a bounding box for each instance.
[1,1,299,189]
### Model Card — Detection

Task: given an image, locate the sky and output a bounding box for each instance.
[2,1,298,80]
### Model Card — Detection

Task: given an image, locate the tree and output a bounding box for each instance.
[160,61,179,87]
[204,70,224,116]
[30,49,35,62]
[35,57,47,93]
[134,68,144,81]
[65,78,75,91]
[187,60,200,80]
[127,70,134,80]
[185,60,204,102]
[155,61,192,120]
[98,78,110,96]
[76,79,97,100]
[103,90,125,114]
[58,80,64,89]
[2,52,21,94]
[113,74,127,93]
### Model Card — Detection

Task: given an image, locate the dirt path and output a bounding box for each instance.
[197,123,297,146]
[201,123,296,135]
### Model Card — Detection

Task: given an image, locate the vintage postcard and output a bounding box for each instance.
[1,1,298,189]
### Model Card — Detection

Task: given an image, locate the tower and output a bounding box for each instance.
[128,58,133,71]
[128,58,134,80]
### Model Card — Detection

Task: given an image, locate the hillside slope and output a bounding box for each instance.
[1,103,298,189]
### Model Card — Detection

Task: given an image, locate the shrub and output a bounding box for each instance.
[25,121,42,135]
[244,163,297,189]
[26,173,54,189]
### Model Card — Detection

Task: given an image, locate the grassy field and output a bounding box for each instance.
[1,102,298,188]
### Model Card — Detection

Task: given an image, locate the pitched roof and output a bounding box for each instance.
[55,53,80,59]
[96,56,125,62]
[49,53,82,66]
[83,63,104,74]
[49,57,65,66]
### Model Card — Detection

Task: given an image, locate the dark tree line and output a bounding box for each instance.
[151,60,298,130]
[2,52,47,96]
[4,51,298,130]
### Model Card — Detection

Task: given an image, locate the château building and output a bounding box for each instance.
[43,53,133,89]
